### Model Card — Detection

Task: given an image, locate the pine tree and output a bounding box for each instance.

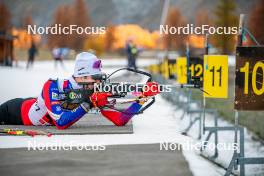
[213,0,238,54]
[249,0,264,45]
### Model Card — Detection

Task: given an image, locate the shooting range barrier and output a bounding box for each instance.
[147,14,264,176]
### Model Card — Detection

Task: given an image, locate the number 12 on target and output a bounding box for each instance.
[203,55,228,98]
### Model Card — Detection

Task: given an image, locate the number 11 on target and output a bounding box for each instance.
[203,55,229,98]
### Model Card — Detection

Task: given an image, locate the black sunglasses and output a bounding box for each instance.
[91,74,107,81]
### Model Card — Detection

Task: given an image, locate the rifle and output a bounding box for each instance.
[61,68,205,115]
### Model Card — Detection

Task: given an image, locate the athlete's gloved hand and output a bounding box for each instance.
[143,82,160,97]
[90,92,112,107]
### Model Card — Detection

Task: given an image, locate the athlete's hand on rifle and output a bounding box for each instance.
[142,81,160,97]
[90,92,112,107]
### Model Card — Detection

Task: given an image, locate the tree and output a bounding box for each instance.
[48,0,91,51]
[0,3,11,32]
[22,14,36,45]
[248,0,264,45]
[213,0,238,54]
[104,23,116,52]
[48,5,72,48]
[71,0,91,51]
[163,7,188,55]
[195,9,211,29]
[22,15,33,29]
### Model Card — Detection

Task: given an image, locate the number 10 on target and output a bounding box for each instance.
[203,55,229,98]
[235,46,264,110]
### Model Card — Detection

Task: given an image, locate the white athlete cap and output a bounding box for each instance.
[73,52,102,77]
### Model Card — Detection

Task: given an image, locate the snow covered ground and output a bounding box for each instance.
[0,59,263,176]
[178,102,264,175]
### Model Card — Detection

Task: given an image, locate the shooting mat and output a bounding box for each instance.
[0,72,143,135]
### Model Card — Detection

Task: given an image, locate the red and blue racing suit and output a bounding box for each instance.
[19,76,143,129]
